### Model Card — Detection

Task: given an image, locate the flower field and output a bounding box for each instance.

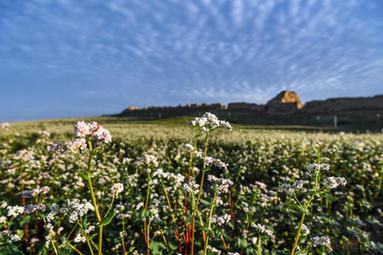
[0,114,383,255]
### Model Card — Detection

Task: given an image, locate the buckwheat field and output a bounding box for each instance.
[0,113,382,255]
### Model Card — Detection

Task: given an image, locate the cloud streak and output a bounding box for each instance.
[0,0,382,120]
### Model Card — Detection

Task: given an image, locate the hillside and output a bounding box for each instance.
[114,91,383,131]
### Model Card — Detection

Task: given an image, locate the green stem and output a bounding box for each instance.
[203,191,218,255]
[86,146,103,255]
[86,237,95,255]
[121,218,127,255]
[66,242,84,255]
[103,196,115,220]
[87,173,101,221]
[51,240,59,255]
[144,169,152,255]
[160,178,176,222]
[257,236,262,255]
[188,135,198,176]
[290,211,306,255]
[41,214,59,255]
[98,225,103,255]
[375,163,383,198]
[196,133,209,205]
[192,132,209,255]
[76,221,94,255]
[144,171,151,211]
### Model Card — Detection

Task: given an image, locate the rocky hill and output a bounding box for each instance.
[265,90,303,113]
[116,90,383,130]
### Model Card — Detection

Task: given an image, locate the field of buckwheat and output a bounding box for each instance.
[0,113,383,255]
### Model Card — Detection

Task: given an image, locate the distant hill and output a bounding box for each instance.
[112,90,383,131]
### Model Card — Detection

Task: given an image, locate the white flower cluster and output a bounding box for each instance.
[211,214,231,226]
[67,138,87,152]
[207,175,233,194]
[250,236,259,245]
[111,183,124,196]
[184,143,195,152]
[0,230,21,242]
[191,112,232,132]
[46,204,59,223]
[306,163,330,173]
[0,122,10,129]
[138,154,158,167]
[323,176,347,189]
[74,121,112,144]
[14,149,34,162]
[85,225,95,234]
[311,235,331,248]
[0,216,6,224]
[254,181,267,191]
[7,206,24,217]
[253,223,274,238]
[62,199,94,223]
[207,245,222,254]
[48,143,67,153]
[38,130,51,138]
[74,232,86,243]
[183,178,200,195]
[279,180,307,193]
[153,169,185,189]
[205,156,228,170]
[24,204,46,214]
[22,186,50,198]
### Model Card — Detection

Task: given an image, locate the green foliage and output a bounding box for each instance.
[0,119,382,254]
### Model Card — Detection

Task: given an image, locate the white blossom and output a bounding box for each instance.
[74,233,86,243]
[191,112,232,132]
[7,206,25,217]
[306,163,330,173]
[111,183,124,196]
[253,223,274,238]
[0,216,6,224]
[0,122,10,129]
[312,236,331,248]
[323,177,347,189]
[74,121,112,144]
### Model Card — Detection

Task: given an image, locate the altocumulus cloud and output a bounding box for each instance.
[0,0,382,120]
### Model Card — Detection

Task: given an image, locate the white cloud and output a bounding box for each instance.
[0,0,382,114]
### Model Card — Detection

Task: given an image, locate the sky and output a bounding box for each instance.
[0,0,382,121]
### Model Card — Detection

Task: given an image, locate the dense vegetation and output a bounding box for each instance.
[0,116,382,255]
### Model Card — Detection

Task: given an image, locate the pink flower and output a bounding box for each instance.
[73,121,112,145]
[75,121,91,138]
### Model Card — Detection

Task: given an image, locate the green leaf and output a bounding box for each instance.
[101,209,116,226]
[149,241,166,255]
[79,171,89,180]
[237,238,248,249]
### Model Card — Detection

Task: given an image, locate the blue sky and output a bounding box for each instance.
[0,0,382,121]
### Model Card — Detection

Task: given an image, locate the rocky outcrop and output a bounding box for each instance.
[265,90,303,113]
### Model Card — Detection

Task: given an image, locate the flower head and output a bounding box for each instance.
[0,122,10,129]
[312,235,331,248]
[111,183,124,197]
[323,177,347,189]
[306,163,329,173]
[191,112,232,132]
[74,121,112,145]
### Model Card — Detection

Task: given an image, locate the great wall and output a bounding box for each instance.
[115,91,383,130]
